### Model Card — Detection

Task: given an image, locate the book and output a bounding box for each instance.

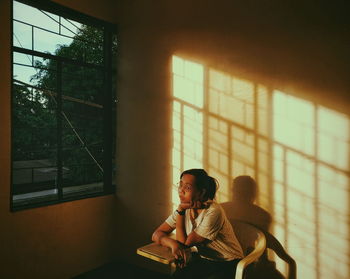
[137,242,176,264]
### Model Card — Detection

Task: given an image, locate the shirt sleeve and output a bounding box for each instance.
[194,206,224,241]
[165,211,177,228]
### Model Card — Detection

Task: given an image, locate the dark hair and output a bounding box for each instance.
[181,169,218,200]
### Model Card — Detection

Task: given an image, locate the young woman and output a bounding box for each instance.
[152,169,243,279]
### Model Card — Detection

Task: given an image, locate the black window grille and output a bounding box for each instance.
[11,0,117,211]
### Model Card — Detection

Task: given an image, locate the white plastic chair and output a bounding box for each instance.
[229,219,267,279]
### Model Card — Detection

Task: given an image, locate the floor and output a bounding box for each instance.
[72,261,171,279]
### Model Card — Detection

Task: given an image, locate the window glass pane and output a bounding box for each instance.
[12,82,58,206]
[61,98,104,197]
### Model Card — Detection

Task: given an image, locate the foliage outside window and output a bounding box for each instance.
[11,0,117,210]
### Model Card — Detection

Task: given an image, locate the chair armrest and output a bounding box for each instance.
[235,231,266,279]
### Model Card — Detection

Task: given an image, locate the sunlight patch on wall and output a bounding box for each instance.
[171,56,204,210]
[272,91,350,279]
[183,106,203,170]
[171,55,350,279]
[172,101,182,208]
[172,56,204,108]
[317,106,349,278]
[318,165,349,278]
[318,107,349,170]
[230,126,255,177]
[209,69,255,129]
[208,116,230,202]
[287,151,316,279]
[257,85,269,137]
[273,91,315,156]
[257,137,270,207]
[207,69,258,203]
[317,107,349,276]
[171,60,271,207]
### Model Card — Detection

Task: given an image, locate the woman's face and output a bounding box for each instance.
[178,174,201,203]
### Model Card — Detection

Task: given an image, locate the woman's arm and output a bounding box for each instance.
[174,212,208,247]
[185,231,208,247]
[152,222,190,267]
[152,222,185,254]
[175,205,187,244]
[152,222,176,247]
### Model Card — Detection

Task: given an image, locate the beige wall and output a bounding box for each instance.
[1,0,349,278]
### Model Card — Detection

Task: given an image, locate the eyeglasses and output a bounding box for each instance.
[176,182,193,193]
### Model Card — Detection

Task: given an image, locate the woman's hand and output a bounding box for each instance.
[171,242,191,268]
[178,202,191,211]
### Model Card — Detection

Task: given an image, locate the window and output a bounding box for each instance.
[11,0,117,210]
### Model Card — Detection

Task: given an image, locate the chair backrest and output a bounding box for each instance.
[228,219,267,279]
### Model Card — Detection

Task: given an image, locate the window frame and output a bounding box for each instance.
[10,0,117,211]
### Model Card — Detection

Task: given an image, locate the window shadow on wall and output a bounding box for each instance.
[170,55,350,279]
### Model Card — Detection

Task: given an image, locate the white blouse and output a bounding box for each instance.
[165,201,243,261]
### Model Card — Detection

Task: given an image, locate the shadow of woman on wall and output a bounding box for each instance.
[221,175,296,279]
